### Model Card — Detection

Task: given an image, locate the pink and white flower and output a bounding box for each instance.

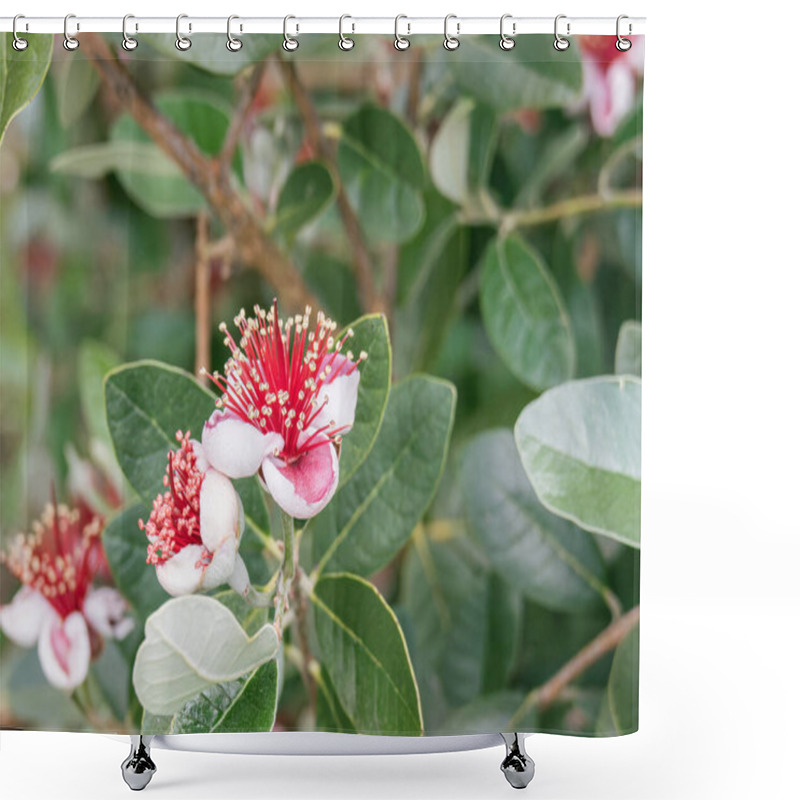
[578,36,644,137]
[201,301,364,519]
[0,504,133,691]
[139,431,251,597]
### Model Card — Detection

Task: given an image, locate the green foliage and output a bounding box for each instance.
[338,103,426,243]
[53,56,100,127]
[312,376,456,576]
[312,573,423,735]
[78,340,121,446]
[274,161,336,242]
[0,33,53,145]
[615,320,642,376]
[514,376,642,547]
[598,622,639,734]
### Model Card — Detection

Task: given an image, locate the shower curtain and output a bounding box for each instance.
[0,28,642,739]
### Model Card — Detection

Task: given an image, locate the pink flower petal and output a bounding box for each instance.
[260,438,339,519]
[82,587,133,640]
[317,357,361,434]
[0,587,56,648]
[37,611,91,691]
[202,409,283,479]
[155,544,207,596]
[584,58,637,138]
[199,469,241,553]
[199,536,238,590]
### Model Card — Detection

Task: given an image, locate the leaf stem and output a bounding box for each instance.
[508,604,640,728]
[273,511,296,637]
[503,190,642,232]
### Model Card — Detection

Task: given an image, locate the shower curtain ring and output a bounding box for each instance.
[553,14,570,51]
[63,13,80,51]
[394,15,410,51]
[443,14,460,51]
[175,14,192,51]
[616,14,632,51]
[339,15,355,51]
[121,15,138,51]
[499,14,516,50]
[12,15,28,51]
[283,15,299,51]
[227,15,243,52]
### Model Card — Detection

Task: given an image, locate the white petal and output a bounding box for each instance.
[155,544,207,596]
[227,554,251,596]
[191,438,210,473]
[82,587,133,640]
[199,536,238,590]
[260,438,339,519]
[202,409,284,479]
[37,611,91,691]
[317,369,360,434]
[199,469,242,553]
[0,587,56,648]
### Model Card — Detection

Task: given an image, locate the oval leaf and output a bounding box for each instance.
[274,161,335,241]
[312,573,422,735]
[480,235,575,391]
[599,622,639,734]
[1,33,53,145]
[313,375,456,576]
[51,141,182,180]
[615,320,642,377]
[514,376,641,547]
[132,595,278,715]
[338,103,425,243]
[460,429,608,611]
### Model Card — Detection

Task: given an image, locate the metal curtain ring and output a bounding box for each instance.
[175,14,192,51]
[63,13,80,51]
[339,14,355,51]
[12,14,28,51]
[227,15,243,52]
[283,15,299,51]
[394,14,410,51]
[616,14,632,51]
[443,14,460,51]
[121,14,138,51]
[499,14,515,50]
[553,14,570,51]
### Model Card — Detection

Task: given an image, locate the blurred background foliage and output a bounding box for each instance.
[1,32,641,736]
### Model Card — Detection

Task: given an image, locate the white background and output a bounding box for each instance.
[2,0,799,798]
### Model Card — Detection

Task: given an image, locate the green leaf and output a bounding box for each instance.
[448,35,583,113]
[401,529,520,708]
[78,340,121,446]
[312,573,422,735]
[337,314,392,485]
[110,92,240,218]
[429,99,497,205]
[133,595,278,715]
[480,234,575,391]
[615,321,642,377]
[313,376,456,576]
[302,253,361,326]
[338,103,426,243]
[600,622,639,734]
[142,33,282,76]
[514,376,641,547]
[53,55,99,127]
[103,504,169,620]
[50,141,182,180]
[315,663,357,733]
[104,360,268,538]
[440,691,536,735]
[274,161,335,242]
[0,33,53,146]
[91,641,131,722]
[460,429,608,611]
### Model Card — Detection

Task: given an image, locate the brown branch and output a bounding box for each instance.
[194,212,211,382]
[81,33,315,311]
[510,605,640,726]
[220,59,270,167]
[277,56,380,314]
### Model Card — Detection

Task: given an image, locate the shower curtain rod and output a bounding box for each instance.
[0,16,646,36]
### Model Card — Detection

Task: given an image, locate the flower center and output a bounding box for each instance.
[203,301,365,463]
[139,431,207,566]
[1,503,103,619]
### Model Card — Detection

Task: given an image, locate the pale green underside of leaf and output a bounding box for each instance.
[615,320,642,377]
[514,376,641,547]
[599,623,639,735]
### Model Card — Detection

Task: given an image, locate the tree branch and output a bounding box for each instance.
[220,59,270,168]
[81,33,315,311]
[194,212,211,382]
[504,190,643,231]
[277,56,380,313]
[509,605,640,727]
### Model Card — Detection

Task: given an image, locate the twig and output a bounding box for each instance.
[194,212,211,382]
[509,605,640,727]
[220,60,270,168]
[80,33,316,311]
[504,190,643,231]
[277,56,380,313]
